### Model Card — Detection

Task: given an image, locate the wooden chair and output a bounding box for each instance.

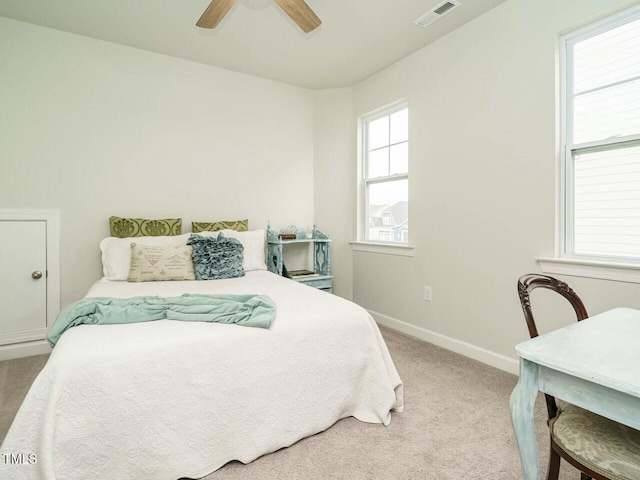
[517,274,640,480]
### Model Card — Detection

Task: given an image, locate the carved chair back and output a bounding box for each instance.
[517,274,589,419]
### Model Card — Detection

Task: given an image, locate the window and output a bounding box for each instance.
[362,104,409,243]
[561,7,640,264]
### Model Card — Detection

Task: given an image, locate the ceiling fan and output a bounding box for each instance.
[196,0,322,33]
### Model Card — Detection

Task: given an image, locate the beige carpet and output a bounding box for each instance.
[0,327,578,479]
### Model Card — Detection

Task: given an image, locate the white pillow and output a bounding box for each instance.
[100,233,191,281]
[195,229,267,271]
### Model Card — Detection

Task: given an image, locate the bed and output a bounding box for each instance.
[0,269,403,480]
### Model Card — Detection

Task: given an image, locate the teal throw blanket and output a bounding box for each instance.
[47,294,276,346]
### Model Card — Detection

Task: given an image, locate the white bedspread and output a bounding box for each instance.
[1,271,403,480]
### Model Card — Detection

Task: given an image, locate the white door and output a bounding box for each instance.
[0,220,48,345]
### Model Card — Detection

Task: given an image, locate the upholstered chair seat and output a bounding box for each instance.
[549,403,640,480]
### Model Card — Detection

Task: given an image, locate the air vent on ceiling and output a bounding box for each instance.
[413,0,461,28]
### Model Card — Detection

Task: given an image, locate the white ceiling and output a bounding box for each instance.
[0,0,507,89]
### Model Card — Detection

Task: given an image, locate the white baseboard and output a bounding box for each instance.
[369,310,519,375]
[0,340,51,362]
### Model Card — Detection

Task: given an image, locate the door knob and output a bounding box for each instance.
[32,271,43,280]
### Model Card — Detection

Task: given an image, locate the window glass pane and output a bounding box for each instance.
[390,108,408,144]
[573,78,640,144]
[367,147,389,179]
[367,179,408,242]
[390,142,408,175]
[571,16,640,144]
[367,116,389,150]
[574,18,640,94]
[573,144,640,259]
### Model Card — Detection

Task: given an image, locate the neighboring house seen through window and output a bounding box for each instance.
[362,104,408,243]
[561,7,640,264]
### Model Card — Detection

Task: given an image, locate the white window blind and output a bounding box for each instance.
[563,8,640,263]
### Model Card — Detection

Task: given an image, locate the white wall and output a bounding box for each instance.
[315,0,640,365]
[0,18,315,307]
[313,88,355,299]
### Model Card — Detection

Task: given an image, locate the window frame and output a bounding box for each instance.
[361,102,409,244]
[559,5,640,266]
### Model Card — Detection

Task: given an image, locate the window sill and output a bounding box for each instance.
[536,257,640,284]
[350,241,416,257]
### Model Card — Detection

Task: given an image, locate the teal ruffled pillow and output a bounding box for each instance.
[188,233,245,280]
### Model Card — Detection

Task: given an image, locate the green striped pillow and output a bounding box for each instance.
[192,219,248,233]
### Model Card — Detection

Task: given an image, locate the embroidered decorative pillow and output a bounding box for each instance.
[100,234,190,281]
[192,219,248,233]
[110,216,182,238]
[188,233,245,280]
[127,244,195,282]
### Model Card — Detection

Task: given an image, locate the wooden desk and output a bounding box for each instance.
[509,308,640,479]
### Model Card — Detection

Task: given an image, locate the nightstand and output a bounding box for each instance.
[266,224,333,293]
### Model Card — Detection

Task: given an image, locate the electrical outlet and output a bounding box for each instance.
[423,285,432,302]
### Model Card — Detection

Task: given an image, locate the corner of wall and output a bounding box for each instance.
[312,88,356,300]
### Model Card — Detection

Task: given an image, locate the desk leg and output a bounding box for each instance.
[509,358,540,480]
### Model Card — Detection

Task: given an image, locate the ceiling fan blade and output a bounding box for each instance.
[275,0,321,33]
[196,0,237,29]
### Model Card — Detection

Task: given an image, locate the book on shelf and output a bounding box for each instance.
[278,233,297,240]
[288,269,320,279]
